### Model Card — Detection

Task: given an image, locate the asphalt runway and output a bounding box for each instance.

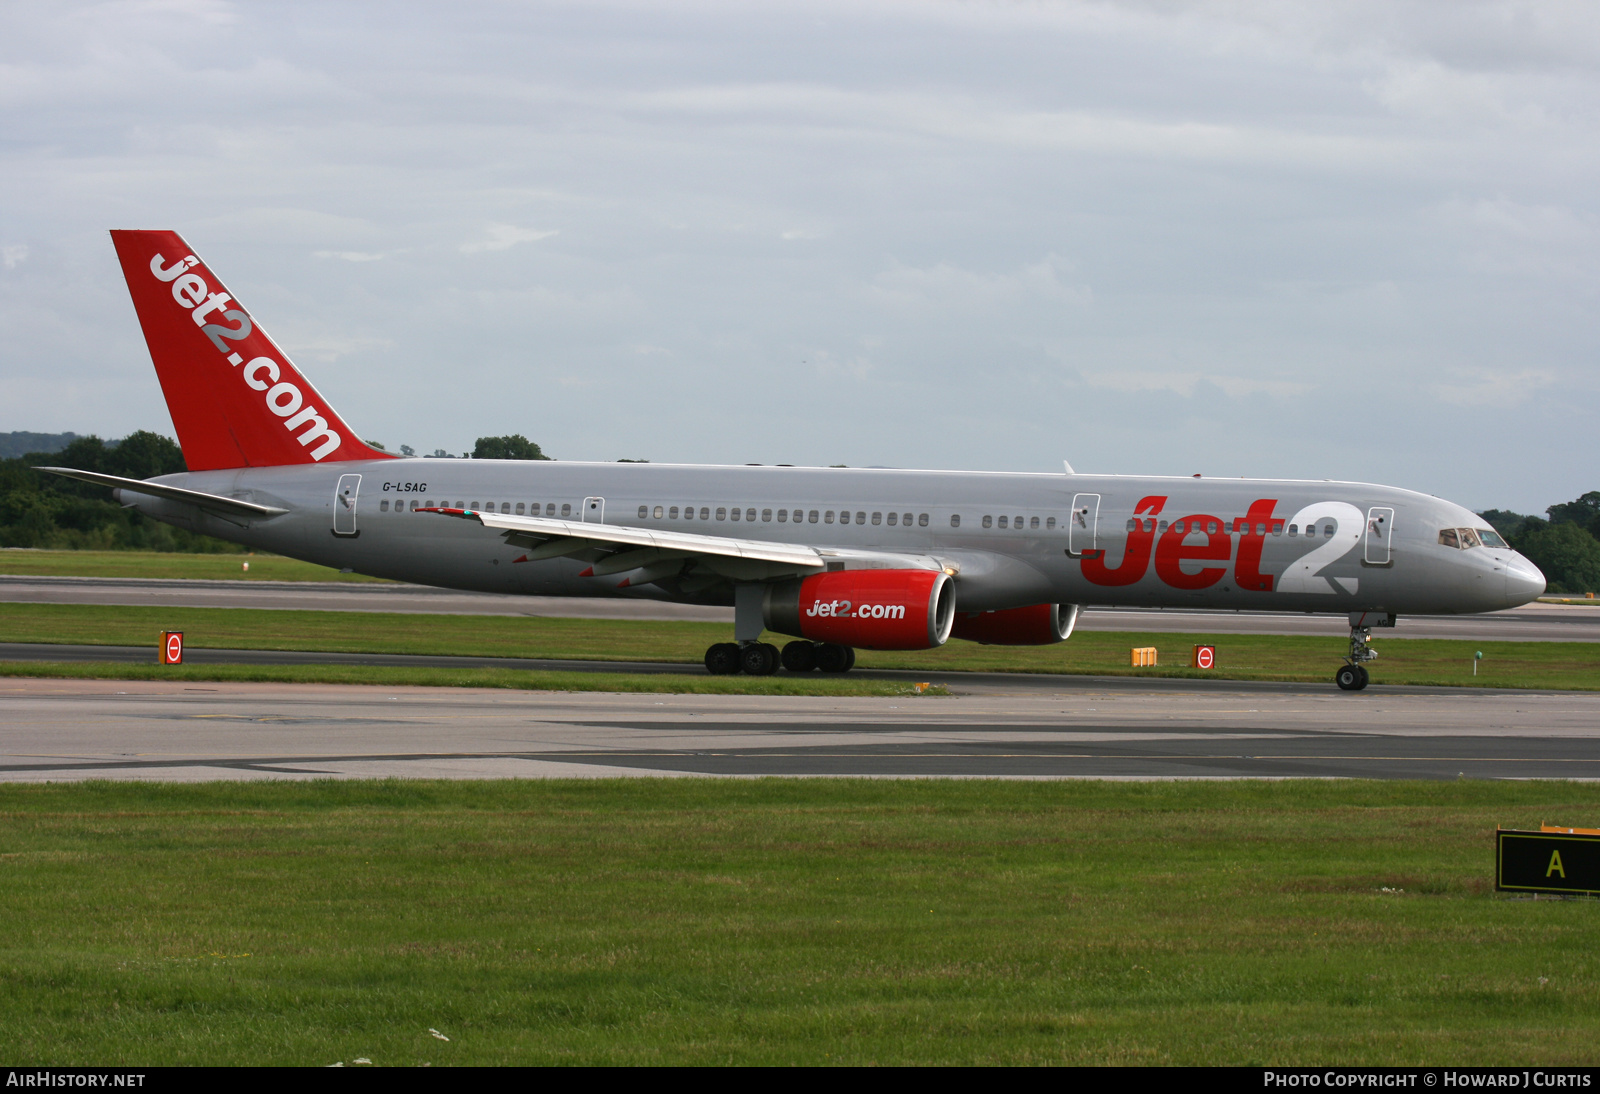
[5,574,1599,640]
[3,676,1598,782]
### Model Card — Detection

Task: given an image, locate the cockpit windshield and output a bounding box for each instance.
[1439,526,1509,549]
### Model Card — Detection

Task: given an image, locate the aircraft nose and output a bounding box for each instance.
[1504,554,1546,607]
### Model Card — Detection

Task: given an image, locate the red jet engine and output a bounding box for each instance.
[950,602,1079,645]
[763,569,956,650]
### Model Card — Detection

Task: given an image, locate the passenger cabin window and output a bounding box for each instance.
[379,500,389,511]
[872,512,882,525]
[1271,522,1283,535]
[887,513,898,526]
[778,509,788,522]
[1046,517,1056,529]
[998,516,1008,529]
[516,503,526,515]
[748,509,757,522]
[716,507,727,520]
[762,509,772,522]
[638,505,648,518]
[825,511,834,524]
[561,503,572,517]
[809,510,819,523]
[730,507,740,521]
[905,513,915,526]
[654,506,665,518]
[950,514,960,528]
[982,515,993,529]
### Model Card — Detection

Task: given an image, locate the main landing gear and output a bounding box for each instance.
[703,583,857,676]
[703,640,855,676]
[1335,612,1392,691]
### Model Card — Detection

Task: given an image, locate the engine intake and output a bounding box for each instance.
[950,602,1079,645]
[764,569,956,650]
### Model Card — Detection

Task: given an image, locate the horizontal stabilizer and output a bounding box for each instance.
[34,467,288,518]
[418,507,825,570]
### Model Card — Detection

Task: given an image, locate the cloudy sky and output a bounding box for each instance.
[2,0,1597,513]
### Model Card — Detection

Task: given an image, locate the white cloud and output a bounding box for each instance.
[314,250,387,262]
[459,225,559,254]
[2,245,27,269]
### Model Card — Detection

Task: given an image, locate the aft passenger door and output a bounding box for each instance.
[333,474,361,537]
[582,496,605,523]
[1364,507,1394,565]
[1068,493,1100,558]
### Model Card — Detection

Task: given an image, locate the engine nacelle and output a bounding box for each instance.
[763,569,956,650]
[950,602,1079,645]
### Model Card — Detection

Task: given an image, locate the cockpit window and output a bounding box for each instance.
[1438,528,1460,548]
[1478,528,1508,548]
[1459,528,1482,549]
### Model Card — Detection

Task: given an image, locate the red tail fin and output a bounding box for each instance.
[110,230,392,470]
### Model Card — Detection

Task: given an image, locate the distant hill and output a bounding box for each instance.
[0,432,79,459]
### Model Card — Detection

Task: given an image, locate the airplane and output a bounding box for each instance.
[37,230,1547,691]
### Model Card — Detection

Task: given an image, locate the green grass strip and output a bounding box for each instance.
[2,601,1597,690]
[0,548,387,582]
[1,778,1599,1065]
[0,660,943,696]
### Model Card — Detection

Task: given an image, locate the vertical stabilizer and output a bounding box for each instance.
[109,230,392,470]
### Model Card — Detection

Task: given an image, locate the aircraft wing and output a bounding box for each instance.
[419,506,828,583]
[34,467,289,518]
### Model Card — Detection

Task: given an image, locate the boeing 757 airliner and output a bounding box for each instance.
[38,230,1547,690]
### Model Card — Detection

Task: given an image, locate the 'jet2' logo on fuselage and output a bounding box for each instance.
[1082,495,1364,595]
[149,253,343,461]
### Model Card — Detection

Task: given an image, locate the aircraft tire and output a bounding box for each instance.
[815,643,854,673]
[781,640,818,672]
[1354,665,1370,690]
[740,642,780,676]
[1335,665,1362,691]
[705,642,742,675]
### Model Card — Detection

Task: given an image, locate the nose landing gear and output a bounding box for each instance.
[1336,611,1395,691]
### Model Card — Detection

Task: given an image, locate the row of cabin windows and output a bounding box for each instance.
[377,500,574,515]
[636,505,932,527]
[1123,517,1334,538]
[980,515,1056,530]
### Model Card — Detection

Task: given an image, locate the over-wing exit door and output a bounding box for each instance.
[333,474,360,537]
[1069,493,1100,557]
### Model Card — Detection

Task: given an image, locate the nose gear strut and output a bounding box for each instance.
[1337,611,1395,691]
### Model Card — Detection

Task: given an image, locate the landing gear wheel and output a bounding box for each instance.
[815,643,855,674]
[1335,664,1362,691]
[1354,665,1370,690]
[705,642,742,675]
[740,642,780,676]
[781,640,818,673]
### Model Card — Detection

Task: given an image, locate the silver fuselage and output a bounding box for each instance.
[120,459,1545,618]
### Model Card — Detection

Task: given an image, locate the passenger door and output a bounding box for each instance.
[333,474,361,537]
[1364,507,1394,565]
[1068,493,1100,557]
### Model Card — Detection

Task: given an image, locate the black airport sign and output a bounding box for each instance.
[1496,828,1600,896]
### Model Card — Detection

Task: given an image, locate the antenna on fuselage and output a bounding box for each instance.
[1062,460,1076,475]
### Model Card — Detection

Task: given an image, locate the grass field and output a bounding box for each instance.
[2,601,1597,690]
[0,660,942,696]
[1,778,1598,1066]
[0,549,387,582]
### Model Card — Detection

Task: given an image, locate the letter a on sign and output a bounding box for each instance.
[1548,850,1566,878]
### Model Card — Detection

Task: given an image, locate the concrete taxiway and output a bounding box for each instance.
[4,574,1599,640]
[3,676,1598,782]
